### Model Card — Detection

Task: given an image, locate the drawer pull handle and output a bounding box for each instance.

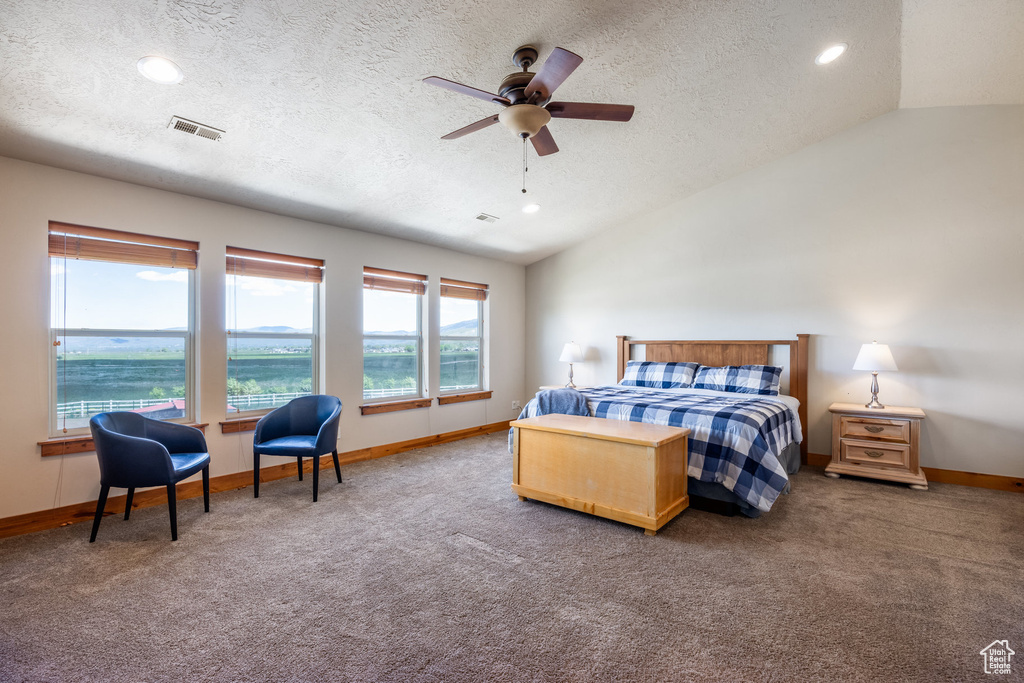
[864,426,885,433]
[865,450,885,458]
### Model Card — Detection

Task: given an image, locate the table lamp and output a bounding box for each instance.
[559,342,583,388]
[852,341,898,409]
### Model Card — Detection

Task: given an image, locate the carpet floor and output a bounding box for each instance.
[0,433,1021,682]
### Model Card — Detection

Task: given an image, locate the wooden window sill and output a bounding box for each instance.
[360,398,432,415]
[220,417,262,433]
[437,391,492,406]
[38,423,209,457]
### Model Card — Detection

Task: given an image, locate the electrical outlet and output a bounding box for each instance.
[511,400,522,413]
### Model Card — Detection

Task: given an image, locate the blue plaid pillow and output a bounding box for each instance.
[619,361,699,389]
[692,365,782,396]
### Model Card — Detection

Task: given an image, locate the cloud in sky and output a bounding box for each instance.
[136,270,188,282]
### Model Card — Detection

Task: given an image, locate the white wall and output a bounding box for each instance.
[0,157,526,519]
[526,105,1024,477]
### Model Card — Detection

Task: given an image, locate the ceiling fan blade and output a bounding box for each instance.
[524,47,583,101]
[423,76,510,106]
[440,114,501,140]
[530,126,559,156]
[546,102,635,122]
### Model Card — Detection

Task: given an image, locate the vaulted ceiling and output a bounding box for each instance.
[1,0,1020,264]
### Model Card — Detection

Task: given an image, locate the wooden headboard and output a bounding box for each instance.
[616,335,809,463]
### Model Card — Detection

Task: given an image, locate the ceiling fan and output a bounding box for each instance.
[423,45,635,157]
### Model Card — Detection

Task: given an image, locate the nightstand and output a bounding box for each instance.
[826,402,927,490]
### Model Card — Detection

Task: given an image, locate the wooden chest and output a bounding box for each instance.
[510,414,690,535]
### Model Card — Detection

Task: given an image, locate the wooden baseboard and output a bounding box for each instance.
[0,420,511,540]
[807,452,831,467]
[921,467,1024,493]
[805,452,1022,493]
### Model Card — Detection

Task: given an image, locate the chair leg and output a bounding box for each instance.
[297,456,303,480]
[312,454,320,502]
[254,451,260,498]
[166,484,178,542]
[202,467,210,513]
[124,487,135,520]
[90,485,110,543]
[332,449,342,483]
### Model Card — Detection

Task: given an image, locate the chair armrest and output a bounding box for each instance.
[145,420,208,454]
[254,405,291,446]
[314,402,343,454]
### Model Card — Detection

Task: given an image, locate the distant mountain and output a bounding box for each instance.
[57,321,471,355]
[365,320,477,337]
[241,326,313,334]
[365,330,414,337]
[164,326,313,333]
[440,320,478,336]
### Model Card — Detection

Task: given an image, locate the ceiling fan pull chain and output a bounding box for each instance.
[522,138,528,194]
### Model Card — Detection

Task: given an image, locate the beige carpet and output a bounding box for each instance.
[1,433,1021,682]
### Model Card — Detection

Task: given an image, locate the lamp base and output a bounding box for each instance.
[565,362,576,389]
[864,372,885,409]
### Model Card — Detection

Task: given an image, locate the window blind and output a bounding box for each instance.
[439,277,488,301]
[226,246,324,283]
[48,221,198,269]
[363,266,427,295]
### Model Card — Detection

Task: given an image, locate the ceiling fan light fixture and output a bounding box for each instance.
[522,203,541,214]
[498,104,551,139]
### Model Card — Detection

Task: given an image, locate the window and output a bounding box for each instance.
[362,267,426,401]
[226,247,322,415]
[48,222,197,435]
[439,278,487,393]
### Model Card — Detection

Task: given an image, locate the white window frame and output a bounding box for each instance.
[225,254,321,418]
[362,292,424,402]
[49,261,196,437]
[439,297,484,394]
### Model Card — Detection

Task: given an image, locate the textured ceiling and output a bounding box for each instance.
[0,0,912,263]
[900,0,1024,108]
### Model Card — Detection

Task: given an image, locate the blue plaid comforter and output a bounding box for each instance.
[519,386,800,512]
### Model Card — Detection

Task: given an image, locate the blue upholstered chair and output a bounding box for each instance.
[89,412,210,542]
[253,395,342,502]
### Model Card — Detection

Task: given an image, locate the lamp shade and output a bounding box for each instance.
[559,342,583,364]
[852,342,898,372]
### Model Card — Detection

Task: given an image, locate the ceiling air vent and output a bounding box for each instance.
[168,116,224,142]
[476,213,499,223]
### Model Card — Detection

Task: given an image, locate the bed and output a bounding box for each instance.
[516,335,809,517]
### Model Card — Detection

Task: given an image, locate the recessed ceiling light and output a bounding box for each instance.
[815,43,848,66]
[137,56,184,84]
[522,203,541,214]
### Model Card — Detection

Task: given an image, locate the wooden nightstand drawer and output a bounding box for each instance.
[840,439,910,469]
[839,416,911,444]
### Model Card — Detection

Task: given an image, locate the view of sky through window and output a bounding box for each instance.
[364,289,418,334]
[226,274,314,331]
[51,260,188,329]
